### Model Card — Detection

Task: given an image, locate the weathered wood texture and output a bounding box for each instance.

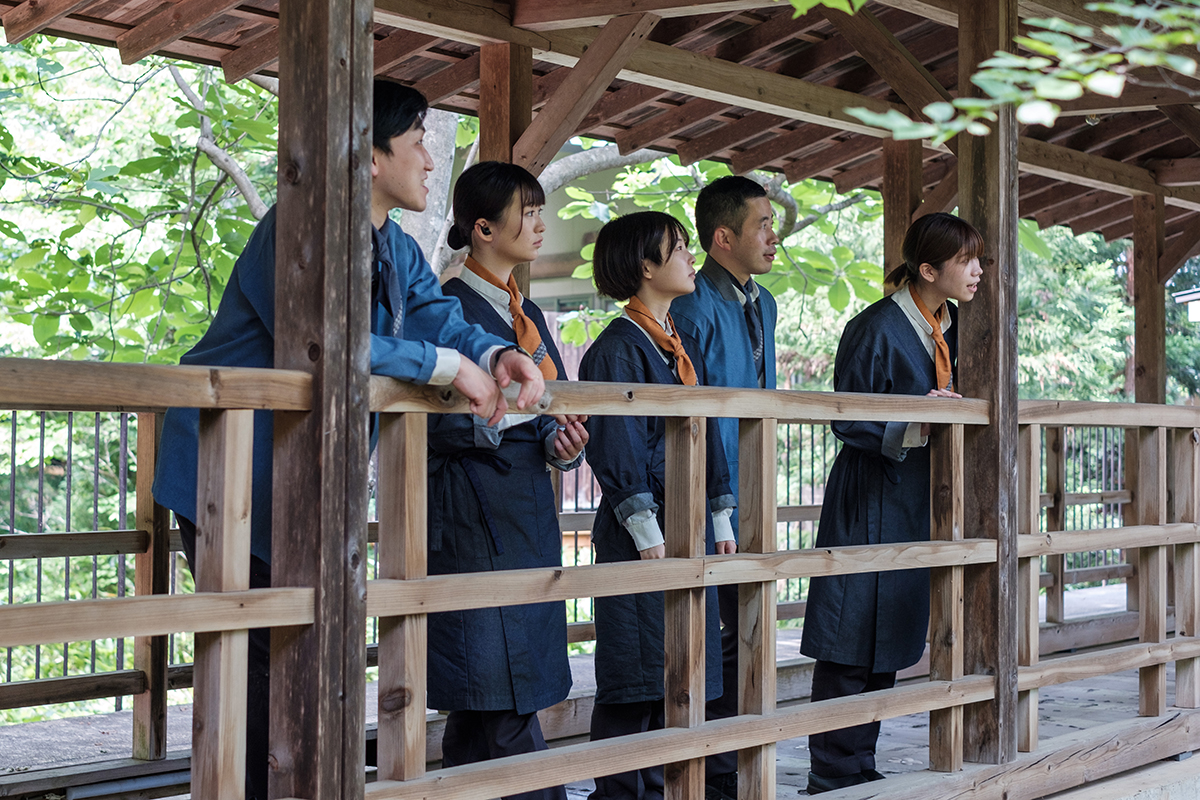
[1133,194,1167,405]
[192,408,253,800]
[1044,426,1067,623]
[375,413,428,782]
[957,0,1019,765]
[1015,424,1039,752]
[1137,427,1169,716]
[269,0,373,795]
[929,423,965,771]
[1177,427,1200,707]
[133,412,169,762]
[883,138,924,284]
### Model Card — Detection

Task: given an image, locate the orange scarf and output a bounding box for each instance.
[464,256,557,380]
[625,296,697,386]
[909,283,953,392]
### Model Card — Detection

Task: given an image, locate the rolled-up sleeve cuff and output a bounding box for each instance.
[481,345,505,377]
[472,414,503,449]
[901,421,928,449]
[430,347,461,386]
[623,508,665,551]
[712,506,735,543]
[709,494,735,514]
[882,420,910,463]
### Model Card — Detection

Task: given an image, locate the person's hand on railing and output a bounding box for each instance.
[453,358,508,426]
[921,387,963,437]
[639,544,666,560]
[715,540,737,555]
[551,416,589,461]
[494,349,546,411]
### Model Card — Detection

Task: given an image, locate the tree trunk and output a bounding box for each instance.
[403,108,459,268]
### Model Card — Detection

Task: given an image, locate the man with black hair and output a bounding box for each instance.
[153,80,543,799]
[670,174,779,800]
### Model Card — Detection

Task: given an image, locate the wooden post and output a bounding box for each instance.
[193,409,254,800]
[1016,424,1040,752]
[133,411,169,762]
[479,42,533,293]
[1138,426,1168,717]
[737,419,777,800]
[1044,427,1066,624]
[883,137,923,288]
[376,413,428,781]
[1174,427,1200,708]
[957,0,1019,765]
[270,0,373,794]
[929,423,965,771]
[663,417,706,800]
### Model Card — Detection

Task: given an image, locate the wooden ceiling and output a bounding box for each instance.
[4,0,1200,276]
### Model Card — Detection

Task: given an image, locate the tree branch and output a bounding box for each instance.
[539,145,663,197]
[248,75,279,96]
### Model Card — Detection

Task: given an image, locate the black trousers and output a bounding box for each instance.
[704,582,739,779]
[589,700,666,800]
[441,709,565,800]
[178,517,272,800]
[807,660,897,779]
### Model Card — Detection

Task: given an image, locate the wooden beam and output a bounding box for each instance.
[512,0,775,31]
[116,0,241,65]
[929,423,965,771]
[373,30,438,75]
[676,111,787,166]
[783,135,878,184]
[221,29,278,84]
[1017,137,1157,196]
[1068,197,1130,238]
[1056,81,1200,116]
[1133,193,1166,404]
[883,138,923,280]
[270,0,373,795]
[1035,189,1124,230]
[1015,424,1040,753]
[412,54,481,106]
[1,0,92,45]
[916,163,958,219]
[616,98,727,155]
[576,84,666,134]
[1174,428,1200,709]
[1160,217,1200,283]
[830,148,947,194]
[133,412,169,763]
[1137,427,1169,716]
[957,0,1019,765]
[869,0,957,27]
[479,42,533,162]
[1158,104,1200,151]
[514,13,659,175]
[1043,426,1066,624]
[1148,157,1200,187]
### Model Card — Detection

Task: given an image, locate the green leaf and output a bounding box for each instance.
[32,314,60,345]
[120,157,169,176]
[1033,77,1084,101]
[564,186,594,202]
[559,316,586,346]
[832,246,854,268]
[150,131,174,148]
[1082,71,1126,97]
[1018,219,1052,260]
[14,248,48,271]
[1016,100,1060,127]
[0,217,26,242]
[828,278,850,310]
[571,262,594,279]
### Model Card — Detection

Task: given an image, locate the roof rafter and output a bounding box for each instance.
[374,30,439,76]
[2,0,90,44]
[730,125,834,175]
[676,111,787,166]
[510,0,774,32]
[116,0,242,65]
[784,135,878,183]
[1158,104,1200,151]
[221,28,277,83]
[1160,218,1200,283]
[615,98,727,154]
[916,162,958,218]
[1148,158,1200,187]
[412,53,481,106]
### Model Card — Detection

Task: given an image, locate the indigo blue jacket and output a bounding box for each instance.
[152,206,507,562]
[670,260,777,534]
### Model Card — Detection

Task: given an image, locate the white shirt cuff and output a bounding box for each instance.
[902,421,928,449]
[481,345,505,377]
[712,506,735,543]
[430,347,461,386]
[622,508,665,552]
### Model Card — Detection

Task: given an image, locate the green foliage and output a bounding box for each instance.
[786,0,867,16]
[1167,257,1200,401]
[0,38,277,363]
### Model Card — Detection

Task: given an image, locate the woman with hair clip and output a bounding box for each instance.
[426,160,588,800]
[579,210,736,800]
[799,212,985,795]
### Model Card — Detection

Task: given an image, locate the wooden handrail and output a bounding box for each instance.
[1018,637,1200,691]
[1019,399,1200,428]
[1017,523,1200,557]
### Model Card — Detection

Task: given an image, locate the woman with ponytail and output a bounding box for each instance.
[579,211,735,800]
[425,161,587,800]
[800,211,985,794]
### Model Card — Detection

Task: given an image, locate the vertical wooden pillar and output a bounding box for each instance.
[376,413,428,781]
[479,42,533,294]
[1044,427,1066,623]
[663,417,706,800]
[193,409,254,800]
[133,411,169,761]
[1016,424,1040,752]
[957,0,1019,765]
[883,137,923,288]
[738,419,777,800]
[929,423,965,771]
[271,0,373,794]
[1173,427,1200,708]
[1133,194,1166,406]
[1138,426,1168,717]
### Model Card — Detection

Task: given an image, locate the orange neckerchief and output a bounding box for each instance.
[908,283,953,392]
[464,256,557,380]
[624,296,697,387]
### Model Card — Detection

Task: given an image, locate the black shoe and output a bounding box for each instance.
[705,772,737,800]
[862,769,886,782]
[805,771,869,795]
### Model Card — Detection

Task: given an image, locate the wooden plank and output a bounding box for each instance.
[1148,157,1200,187]
[370,378,992,424]
[1044,427,1067,624]
[782,135,879,183]
[1157,104,1200,151]
[737,419,777,800]
[412,53,482,107]
[269,0,373,794]
[0,529,150,559]
[1018,637,1200,691]
[615,98,728,156]
[1159,216,1200,284]
[512,0,774,30]
[363,677,995,800]
[514,13,659,175]
[479,42,532,163]
[116,0,242,65]
[221,28,278,84]
[915,163,959,220]
[1017,523,1199,557]
[0,359,311,413]
[373,29,437,75]
[1138,427,1169,716]
[730,125,837,176]
[133,411,169,762]
[1,0,93,44]
[376,413,428,782]
[0,669,146,710]
[367,540,996,617]
[929,423,965,771]
[676,111,787,167]
[1015,425,1040,752]
[1134,193,1167,405]
[1018,399,1200,428]
[1017,137,1157,197]
[192,408,253,800]
[883,138,923,283]
[663,417,706,800]
[1175,428,1200,708]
